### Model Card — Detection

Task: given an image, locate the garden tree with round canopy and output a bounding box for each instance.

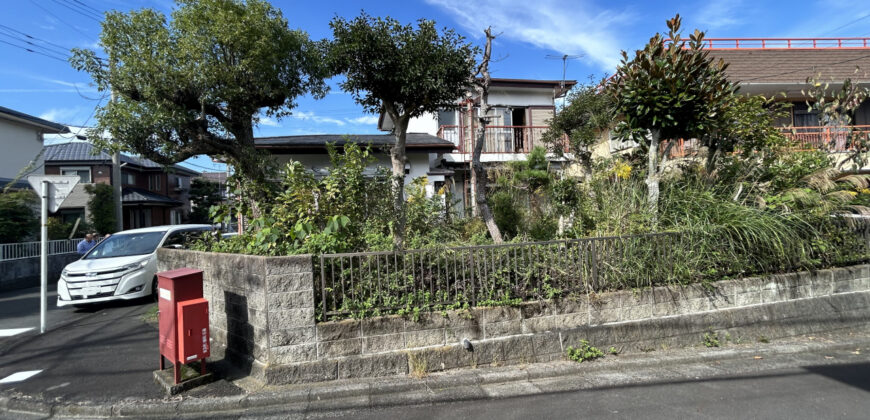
[70,0,330,209]
[329,13,478,249]
[608,14,734,219]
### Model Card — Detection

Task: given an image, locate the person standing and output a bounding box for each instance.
[77,233,97,255]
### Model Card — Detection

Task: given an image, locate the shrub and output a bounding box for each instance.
[84,184,117,234]
[0,191,38,242]
[566,340,604,362]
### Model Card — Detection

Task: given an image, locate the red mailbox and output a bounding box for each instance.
[157,268,209,384]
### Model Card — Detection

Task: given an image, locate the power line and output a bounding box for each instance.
[0,39,69,62]
[50,0,101,22]
[819,13,870,36]
[30,0,94,39]
[0,24,71,55]
[70,0,101,15]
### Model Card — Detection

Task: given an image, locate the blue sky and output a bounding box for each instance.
[2,0,869,173]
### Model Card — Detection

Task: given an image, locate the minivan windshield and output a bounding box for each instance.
[84,231,167,259]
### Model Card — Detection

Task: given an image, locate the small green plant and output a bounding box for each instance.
[703,329,721,348]
[758,335,770,343]
[566,340,605,363]
[607,346,619,355]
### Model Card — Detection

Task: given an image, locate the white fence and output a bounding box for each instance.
[0,238,91,261]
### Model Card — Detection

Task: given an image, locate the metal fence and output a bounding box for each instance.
[0,237,90,261]
[317,232,687,319]
[316,228,870,319]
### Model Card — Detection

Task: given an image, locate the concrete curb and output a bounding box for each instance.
[3,333,870,418]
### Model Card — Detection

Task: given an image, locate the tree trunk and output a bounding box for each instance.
[390,117,410,249]
[472,28,503,243]
[646,129,661,223]
[467,99,479,217]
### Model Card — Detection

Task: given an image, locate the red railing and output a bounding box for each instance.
[663,126,870,159]
[437,125,552,155]
[778,125,870,151]
[665,37,870,50]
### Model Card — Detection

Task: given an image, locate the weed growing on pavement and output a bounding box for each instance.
[758,335,770,343]
[566,340,605,363]
[703,330,721,348]
[607,346,620,355]
[408,353,428,379]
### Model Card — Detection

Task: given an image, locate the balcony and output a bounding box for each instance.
[778,126,870,152]
[436,125,551,155]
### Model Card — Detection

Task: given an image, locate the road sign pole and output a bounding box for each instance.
[40,180,49,334]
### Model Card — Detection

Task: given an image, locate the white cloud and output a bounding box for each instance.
[38,107,86,125]
[289,110,346,126]
[693,1,744,30]
[425,0,631,71]
[258,116,280,127]
[346,115,379,125]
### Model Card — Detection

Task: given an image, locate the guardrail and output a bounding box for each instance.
[437,125,553,155]
[0,237,94,261]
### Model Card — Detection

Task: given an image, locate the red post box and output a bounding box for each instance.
[157,268,210,384]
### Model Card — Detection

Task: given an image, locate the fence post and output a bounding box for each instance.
[319,254,326,319]
[470,249,477,306]
[590,239,599,291]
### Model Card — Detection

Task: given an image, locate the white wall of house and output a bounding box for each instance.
[271,151,440,193]
[0,119,44,180]
[488,87,555,107]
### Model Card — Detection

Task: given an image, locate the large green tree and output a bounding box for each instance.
[71,0,329,191]
[608,14,735,218]
[0,191,38,243]
[329,13,477,248]
[84,184,117,234]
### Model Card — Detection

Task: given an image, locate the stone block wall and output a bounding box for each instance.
[157,249,315,379]
[0,253,82,292]
[157,247,870,385]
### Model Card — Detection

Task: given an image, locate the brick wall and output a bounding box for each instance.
[157,247,870,385]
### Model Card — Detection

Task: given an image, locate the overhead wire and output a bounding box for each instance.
[30,0,94,39]
[50,0,102,22]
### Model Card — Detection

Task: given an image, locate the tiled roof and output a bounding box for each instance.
[44,142,199,175]
[122,187,181,206]
[709,49,870,84]
[0,106,68,133]
[255,133,455,151]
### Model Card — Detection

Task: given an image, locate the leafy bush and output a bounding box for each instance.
[0,191,38,242]
[84,183,117,234]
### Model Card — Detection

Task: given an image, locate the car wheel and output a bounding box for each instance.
[151,277,158,302]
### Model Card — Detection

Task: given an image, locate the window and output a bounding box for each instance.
[123,172,135,185]
[60,167,91,183]
[148,174,161,192]
[437,110,457,126]
[175,177,183,189]
[57,208,85,225]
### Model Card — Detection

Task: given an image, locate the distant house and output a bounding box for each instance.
[43,142,199,229]
[255,133,456,196]
[0,106,68,189]
[378,78,576,211]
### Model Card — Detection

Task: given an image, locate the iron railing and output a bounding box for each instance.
[317,232,687,318]
[0,237,93,261]
[316,228,870,319]
[437,125,552,155]
[665,37,870,50]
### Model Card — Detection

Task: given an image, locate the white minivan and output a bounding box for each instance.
[57,224,213,307]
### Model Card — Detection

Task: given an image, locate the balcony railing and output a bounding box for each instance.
[779,125,870,151]
[665,37,870,50]
[437,125,551,155]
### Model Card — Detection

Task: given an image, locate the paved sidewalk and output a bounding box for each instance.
[1,315,869,419]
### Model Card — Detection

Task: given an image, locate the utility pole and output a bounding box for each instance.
[110,89,123,232]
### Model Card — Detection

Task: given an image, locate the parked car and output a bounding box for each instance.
[56,224,213,307]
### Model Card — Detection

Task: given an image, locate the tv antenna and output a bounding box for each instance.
[545,54,583,89]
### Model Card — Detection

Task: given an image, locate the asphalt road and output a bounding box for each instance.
[0,286,163,402]
[325,361,870,420]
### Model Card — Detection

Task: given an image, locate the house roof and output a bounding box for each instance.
[44,142,199,176]
[0,177,30,190]
[709,49,870,84]
[0,106,69,133]
[255,133,455,153]
[122,187,181,206]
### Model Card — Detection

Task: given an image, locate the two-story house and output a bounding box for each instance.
[378,78,576,212]
[43,142,199,229]
[0,106,68,189]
